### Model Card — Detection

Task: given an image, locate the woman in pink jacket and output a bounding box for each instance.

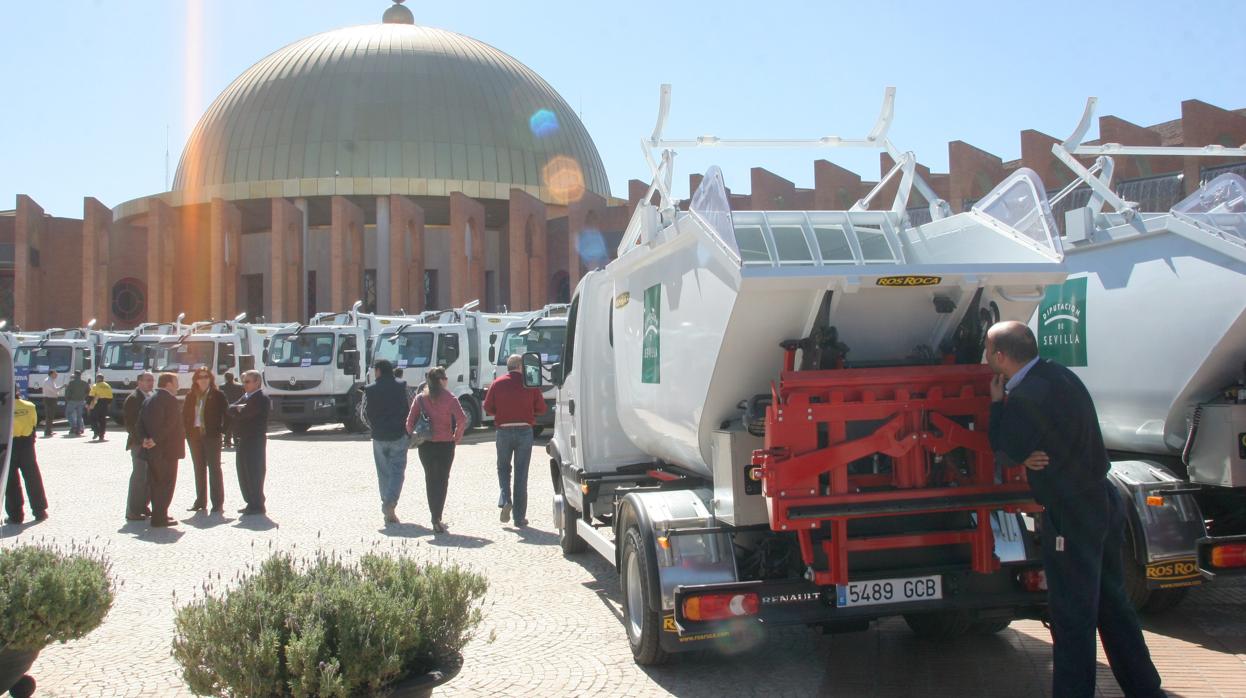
[406,366,468,533]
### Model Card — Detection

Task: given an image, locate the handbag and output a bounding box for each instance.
[410,394,432,448]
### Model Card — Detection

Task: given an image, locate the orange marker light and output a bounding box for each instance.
[1210,543,1246,569]
[1146,495,1165,507]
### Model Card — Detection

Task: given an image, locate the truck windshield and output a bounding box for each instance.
[103,341,154,370]
[15,346,73,373]
[267,333,335,367]
[373,331,434,369]
[497,326,566,365]
[150,341,215,372]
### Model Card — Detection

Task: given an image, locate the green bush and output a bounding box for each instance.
[0,541,115,652]
[172,552,488,697]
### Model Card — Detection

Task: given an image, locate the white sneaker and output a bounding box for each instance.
[500,503,512,523]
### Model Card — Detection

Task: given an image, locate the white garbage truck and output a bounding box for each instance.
[100,317,188,421]
[145,314,257,397]
[532,86,1076,664]
[1026,99,1246,611]
[492,307,568,434]
[16,320,101,421]
[0,328,17,507]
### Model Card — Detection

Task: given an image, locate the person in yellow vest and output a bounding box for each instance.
[88,374,115,442]
[5,395,48,524]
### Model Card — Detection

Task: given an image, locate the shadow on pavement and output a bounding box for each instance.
[513,526,557,546]
[424,532,493,549]
[380,522,432,538]
[133,526,186,544]
[0,520,43,538]
[182,512,235,529]
[233,515,278,531]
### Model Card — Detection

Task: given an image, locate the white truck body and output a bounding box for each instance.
[0,331,17,500]
[17,323,104,416]
[264,322,367,432]
[491,314,566,430]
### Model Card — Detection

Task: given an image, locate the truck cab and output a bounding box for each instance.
[491,315,565,432]
[146,331,253,397]
[0,331,16,503]
[100,321,186,420]
[370,321,479,428]
[17,324,102,419]
[264,324,367,433]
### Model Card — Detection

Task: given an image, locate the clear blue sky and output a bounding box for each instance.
[3,0,1244,218]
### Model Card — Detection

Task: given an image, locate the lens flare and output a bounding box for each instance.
[576,228,608,266]
[529,108,559,138]
[542,155,585,205]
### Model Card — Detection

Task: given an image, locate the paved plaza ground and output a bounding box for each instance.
[2,422,1245,697]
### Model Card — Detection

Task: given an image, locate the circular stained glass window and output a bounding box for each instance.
[112,277,147,323]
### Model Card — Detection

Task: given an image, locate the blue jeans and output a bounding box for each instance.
[496,426,534,522]
[65,400,86,433]
[372,437,409,509]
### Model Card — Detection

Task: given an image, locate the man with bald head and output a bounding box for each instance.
[985,321,1161,698]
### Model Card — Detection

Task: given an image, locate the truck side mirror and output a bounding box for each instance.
[549,362,564,386]
[522,352,543,389]
[239,355,255,372]
[343,349,361,378]
[488,346,496,363]
[262,350,269,365]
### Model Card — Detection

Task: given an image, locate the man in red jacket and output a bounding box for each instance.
[483,354,548,527]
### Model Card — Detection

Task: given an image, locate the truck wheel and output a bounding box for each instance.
[621,526,669,665]
[1121,535,1189,614]
[343,391,369,433]
[557,495,586,555]
[287,423,311,434]
[903,610,972,640]
[459,396,480,432]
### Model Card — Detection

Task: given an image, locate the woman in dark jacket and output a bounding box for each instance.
[183,368,227,513]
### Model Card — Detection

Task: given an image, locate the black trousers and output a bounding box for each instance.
[42,398,57,435]
[90,398,111,439]
[187,432,224,510]
[417,441,455,523]
[5,435,47,520]
[235,436,267,511]
[147,455,179,524]
[1042,482,1163,697]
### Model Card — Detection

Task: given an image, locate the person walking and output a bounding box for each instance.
[483,354,548,527]
[4,394,48,524]
[40,370,60,437]
[123,372,155,521]
[182,368,227,514]
[227,369,270,516]
[138,373,185,528]
[63,370,90,436]
[87,373,114,441]
[364,359,411,525]
[220,372,244,449]
[986,321,1162,698]
[405,367,466,533]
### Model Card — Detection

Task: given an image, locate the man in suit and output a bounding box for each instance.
[123,372,155,521]
[986,321,1162,698]
[228,369,270,515]
[139,373,186,528]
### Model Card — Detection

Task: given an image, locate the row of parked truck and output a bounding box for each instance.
[5,301,569,435]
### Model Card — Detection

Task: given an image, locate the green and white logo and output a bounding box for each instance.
[642,284,661,384]
[1038,276,1088,367]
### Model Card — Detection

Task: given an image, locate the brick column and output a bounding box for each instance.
[566,191,607,290]
[13,195,46,329]
[270,197,304,322]
[81,197,112,326]
[209,198,242,320]
[388,195,425,313]
[449,192,485,307]
[508,188,547,310]
[330,196,365,311]
[147,199,177,323]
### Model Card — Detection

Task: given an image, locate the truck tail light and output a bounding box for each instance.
[1210,543,1246,569]
[1019,569,1047,592]
[682,592,760,622]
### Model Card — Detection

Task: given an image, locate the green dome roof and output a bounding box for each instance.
[173,22,609,202]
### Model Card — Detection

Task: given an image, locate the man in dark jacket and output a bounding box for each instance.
[364,359,410,524]
[123,372,155,521]
[986,321,1162,698]
[482,354,548,528]
[139,373,186,528]
[227,370,270,516]
[220,372,244,448]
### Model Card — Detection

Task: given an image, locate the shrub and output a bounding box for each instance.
[172,552,488,697]
[0,541,115,652]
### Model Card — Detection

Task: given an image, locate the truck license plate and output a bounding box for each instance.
[836,575,942,608]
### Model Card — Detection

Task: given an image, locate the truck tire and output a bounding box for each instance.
[343,390,368,433]
[286,423,311,434]
[1121,535,1189,614]
[557,495,586,555]
[620,526,669,665]
[459,396,480,432]
[903,610,972,640]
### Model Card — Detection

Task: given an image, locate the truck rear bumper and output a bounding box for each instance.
[270,395,347,424]
[664,567,1046,652]
[1198,533,1246,578]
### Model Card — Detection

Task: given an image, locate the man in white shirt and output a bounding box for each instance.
[40,370,61,437]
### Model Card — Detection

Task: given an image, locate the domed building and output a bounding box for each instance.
[14,1,628,329]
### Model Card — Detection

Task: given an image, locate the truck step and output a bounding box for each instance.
[577,519,616,560]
